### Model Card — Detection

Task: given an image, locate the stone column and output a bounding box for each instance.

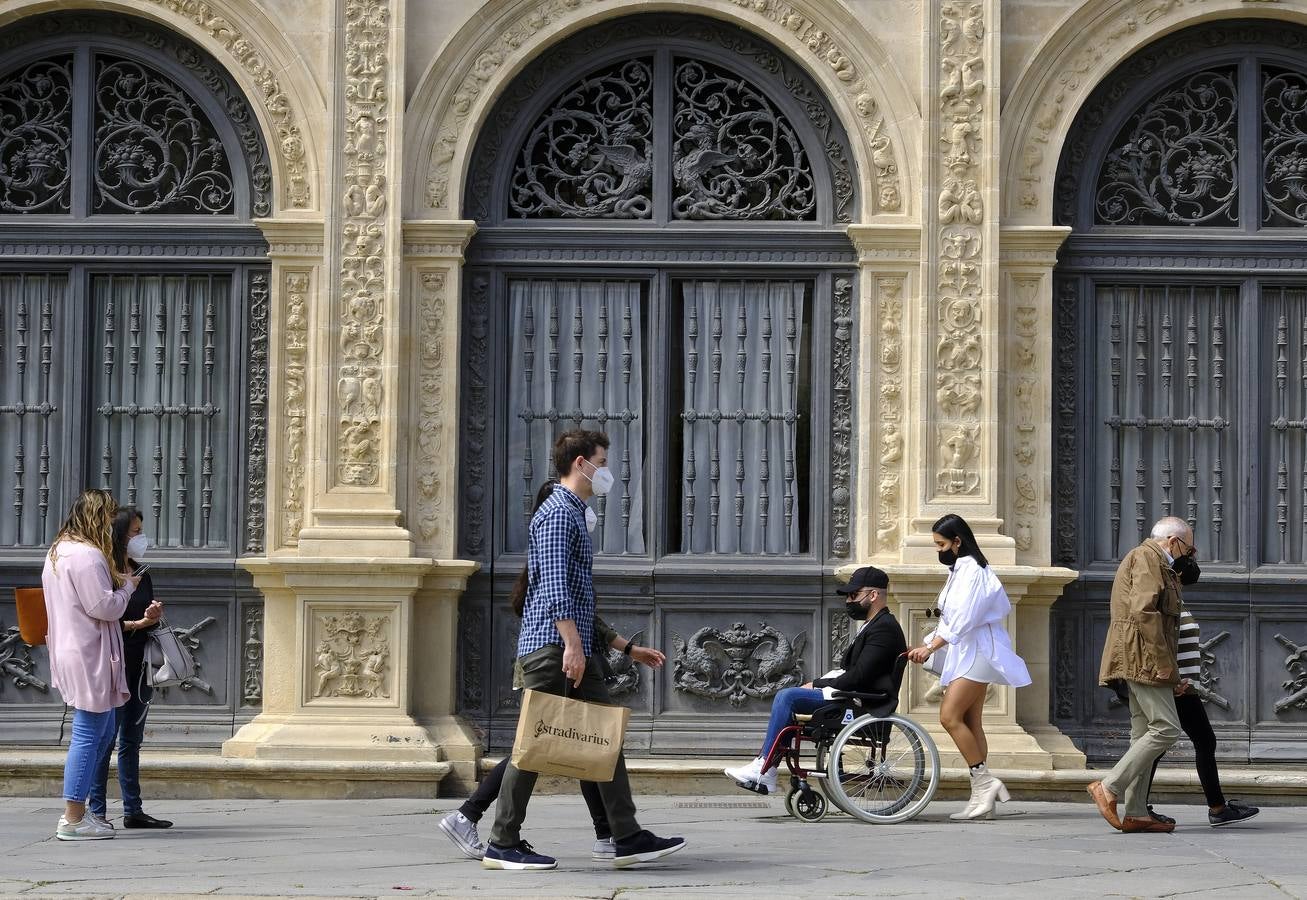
[225,0,480,782]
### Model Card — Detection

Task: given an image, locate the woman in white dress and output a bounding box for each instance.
[907,514,1031,820]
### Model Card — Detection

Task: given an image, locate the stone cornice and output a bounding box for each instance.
[256,218,326,258]
[846,224,922,262]
[999,226,1073,266]
[402,220,478,260]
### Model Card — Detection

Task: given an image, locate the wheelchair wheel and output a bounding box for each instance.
[822,714,940,824]
[785,785,828,823]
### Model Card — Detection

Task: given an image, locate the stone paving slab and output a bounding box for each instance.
[0,795,1303,899]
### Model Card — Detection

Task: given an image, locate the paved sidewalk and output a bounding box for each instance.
[0,795,1303,899]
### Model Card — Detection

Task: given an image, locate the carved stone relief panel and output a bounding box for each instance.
[1274,631,1307,715]
[308,609,395,703]
[415,271,449,547]
[932,0,987,499]
[830,275,854,558]
[874,276,905,554]
[244,270,270,554]
[1010,278,1041,556]
[241,603,263,706]
[0,622,49,695]
[281,270,310,548]
[335,0,393,488]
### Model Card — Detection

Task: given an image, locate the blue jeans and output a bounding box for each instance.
[63,708,118,804]
[759,687,827,760]
[89,683,150,816]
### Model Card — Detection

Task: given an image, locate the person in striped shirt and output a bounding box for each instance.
[1145,600,1260,827]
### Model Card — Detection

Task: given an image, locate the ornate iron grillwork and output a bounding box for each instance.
[671,58,815,221]
[1263,68,1307,226]
[1095,68,1238,226]
[509,59,654,219]
[93,56,235,215]
[0,56,72,214]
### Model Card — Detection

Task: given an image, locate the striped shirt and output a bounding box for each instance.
[517,484,596,658]
[1177,606,1201,679]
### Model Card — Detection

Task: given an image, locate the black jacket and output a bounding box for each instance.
[812,607,907,695]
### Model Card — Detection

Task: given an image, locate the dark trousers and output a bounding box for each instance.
[88,671,150,817]
[489,645,639,847]
[1149,690,1225,809]
[461,756,610,839]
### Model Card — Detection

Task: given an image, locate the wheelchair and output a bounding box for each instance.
[765,655,940,824]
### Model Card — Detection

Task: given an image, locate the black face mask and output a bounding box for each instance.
[937,548,958,568]
[1172,554,1201,586]
[845,599,870,620]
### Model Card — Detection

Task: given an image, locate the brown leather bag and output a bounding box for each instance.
[14,587,47,646]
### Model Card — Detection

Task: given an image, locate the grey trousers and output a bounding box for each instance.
[489,644,640,847]
[1103,680,1182,819]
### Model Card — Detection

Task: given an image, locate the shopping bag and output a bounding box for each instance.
[510,688,631,781]
[13,588,46,646]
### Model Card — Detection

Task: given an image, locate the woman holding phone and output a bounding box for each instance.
[87,507,172,830]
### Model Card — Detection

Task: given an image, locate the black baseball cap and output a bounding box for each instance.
[836,565,889,594]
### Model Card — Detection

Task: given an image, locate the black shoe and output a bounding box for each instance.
[122,812,173,829]
[1209,801,1260,827]
[613,830,686,868]
[481,840,557,870]
[1147,805,1176,826]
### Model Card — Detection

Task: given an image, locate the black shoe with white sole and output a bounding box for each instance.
[1209,801,1260,827]
[613,830,686,868]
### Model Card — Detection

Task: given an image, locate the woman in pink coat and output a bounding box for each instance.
[42,489,156,841]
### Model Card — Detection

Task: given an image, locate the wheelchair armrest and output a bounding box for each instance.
[830,690,893,704]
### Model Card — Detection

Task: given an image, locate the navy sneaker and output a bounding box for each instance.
[613,830,686,868]
[481,840,557,870]
[1210,801,1260,827]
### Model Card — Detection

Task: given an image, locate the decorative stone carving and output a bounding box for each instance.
[244,270,269,554]
[1053,278,1078,565]
[932,0,986,498]
[1011,289,1040,554]
[241,605,263,705]
[1189,628,1231,710]
[427,1,897,215]
[313,611,391,700]
[602,630,644,701]
[875,277,905,553]
[459,602,485,711]
[335,0,392,487]
[143,0,310,209]
[829,610,851,663]
[0,623,48,693]
[1274,632,1307,714]
[672,621,806,707]
[1053,617,1075,720]
[415,272,447,545]
[281,271,309,547]
[830,275,853,557]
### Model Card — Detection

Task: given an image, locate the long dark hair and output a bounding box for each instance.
[111,506,144,573]
[931,513,989,568]
[510,481,559,617]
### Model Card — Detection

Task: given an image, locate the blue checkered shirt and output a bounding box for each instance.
[517,485,596,658]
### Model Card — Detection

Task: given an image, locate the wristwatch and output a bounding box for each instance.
[621,639,634,656]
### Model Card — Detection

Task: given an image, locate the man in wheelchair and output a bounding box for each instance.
[725,566,908,795]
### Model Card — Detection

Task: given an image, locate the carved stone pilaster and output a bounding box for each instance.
[282,270,310,547]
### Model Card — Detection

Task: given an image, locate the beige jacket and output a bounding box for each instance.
[1098,539,1182,687]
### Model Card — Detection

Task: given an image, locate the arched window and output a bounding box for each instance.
[1051,20,1307,761]
[0,13,270,742]
[457,14,857,749]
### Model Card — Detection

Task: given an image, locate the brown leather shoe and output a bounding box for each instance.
[1087,780,1122,830]
[1122,815,1175,834]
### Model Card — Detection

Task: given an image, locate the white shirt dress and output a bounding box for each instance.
[926,556,1031,688]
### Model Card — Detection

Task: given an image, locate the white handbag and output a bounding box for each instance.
[922,630,949,678]
[142,618,196,688]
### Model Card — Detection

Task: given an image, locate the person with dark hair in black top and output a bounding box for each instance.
[87,507,172,830]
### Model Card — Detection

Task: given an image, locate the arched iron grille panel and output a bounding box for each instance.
[1053,20,1307,765]
[0,56,73,214]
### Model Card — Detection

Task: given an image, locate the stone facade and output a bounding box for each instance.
[4,0,1307,791]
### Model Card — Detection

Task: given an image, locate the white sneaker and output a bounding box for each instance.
[86,812,114,830]
[592,837,615,860]
[438,811,485,860]
[56,815,115,841]
[724,756,778,795]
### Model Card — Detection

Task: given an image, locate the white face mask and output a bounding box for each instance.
[584,460,615,496]
[584,506,597,533]
[126,534,150,560]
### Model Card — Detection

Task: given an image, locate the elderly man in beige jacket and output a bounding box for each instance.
[1087,516,1193,834]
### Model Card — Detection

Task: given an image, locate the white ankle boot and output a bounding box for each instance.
[724,756,779,795]
[956,763,1010,820]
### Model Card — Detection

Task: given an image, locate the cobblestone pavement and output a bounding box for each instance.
[0,795,1303,898]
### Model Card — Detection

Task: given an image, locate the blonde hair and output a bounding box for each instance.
[49,489,126,587]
